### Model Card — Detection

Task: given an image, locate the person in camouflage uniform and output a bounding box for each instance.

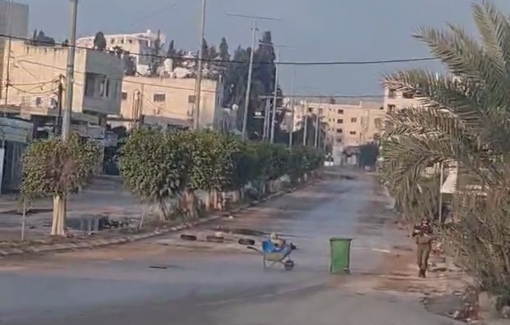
[412,218,434,278]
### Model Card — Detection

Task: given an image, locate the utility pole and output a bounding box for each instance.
[3,0,13,114]
[53,75,64,136]
[288,68,295,149]
[314,97,322,148]
[225,13,280,139]
[241,21,257,139]
[193,0,207,130]
[269,49,279,143]
[262,98,269,140]
[62,0,79,141]
[302,105,308,146]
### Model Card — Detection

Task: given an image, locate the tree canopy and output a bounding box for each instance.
[379,0,510,299]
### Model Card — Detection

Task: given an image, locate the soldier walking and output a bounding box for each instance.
[412,218,434,278]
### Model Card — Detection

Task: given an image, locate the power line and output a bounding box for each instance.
[14,58,389,99]
[2,33,437,66]
[127,0,185,28]
[16,59,217,93]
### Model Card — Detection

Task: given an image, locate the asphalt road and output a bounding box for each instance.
[0,169,460,325]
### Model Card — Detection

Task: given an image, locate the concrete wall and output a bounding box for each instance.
[120,76,220,129]
[2,41,124,116]
[0,1,29,102]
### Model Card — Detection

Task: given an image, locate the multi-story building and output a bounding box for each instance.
[76,30,166,76]
[383,86,421,112]
[2,40,124,125]
[110,76,224,130]
[0,0,29,100]
[294,100,386,148]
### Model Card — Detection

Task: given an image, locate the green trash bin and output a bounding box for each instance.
[329,237,353,274]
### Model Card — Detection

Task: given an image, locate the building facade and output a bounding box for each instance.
[383,86,421,112]
[2,41,124,121]
[111,76,223,130]
[294,100,386,148]
[0,0,29,101]
[76,30,166,76]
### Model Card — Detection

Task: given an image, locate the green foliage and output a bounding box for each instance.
[120,129,323,204]
[20,133,100,201]
[120,128,190,204]
[358,143,379,168]
[379,1,510,297]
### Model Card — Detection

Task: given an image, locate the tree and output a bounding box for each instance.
[218,37,230,77]
[93,31,107,51]
[31,29,37,44]
[120,128,324,216]
[358,142,379,168]
[379,0,510,299]
[20,133,100,236]
[33,30,55,46]
[219,37,230,62]
[221,31,282,138]
[120,128,191,223]
[208,45,218,61]
[167,40,176,57]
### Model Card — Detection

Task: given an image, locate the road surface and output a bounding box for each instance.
[0,169,460,325]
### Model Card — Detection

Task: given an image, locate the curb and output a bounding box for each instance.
[0,179,316,257]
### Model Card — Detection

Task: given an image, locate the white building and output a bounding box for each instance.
[77,30,166,76]
[3,41,124,122]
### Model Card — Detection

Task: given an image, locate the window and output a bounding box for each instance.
[379,106,384,110]
[388,88,396,98]
[84,72,107,98]
[349,131,356,135]
[374,118,382,129]
[337,119,343,124]
[153,93,166,102]
[351,117,357,123]
[307,107,313,113]
[402,91,414,99]
[337,109,344,114]
[122,92,128,100]
[188,95,196,104]
[318,107,323,115]
[99,79,109,97]
[387,104,396,112]
[35,97,42,107]
[336,137,342,143]
[110,39,115,44]
[336,128,343,134]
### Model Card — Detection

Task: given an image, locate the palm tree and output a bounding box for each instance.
[380,0,510,296]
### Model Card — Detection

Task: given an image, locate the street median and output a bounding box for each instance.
[0,175,320,257]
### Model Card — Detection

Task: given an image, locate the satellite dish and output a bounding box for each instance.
[232,104,239,111]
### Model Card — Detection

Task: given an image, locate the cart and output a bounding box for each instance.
[250,239,295,270]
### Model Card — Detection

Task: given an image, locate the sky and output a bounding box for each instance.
[18,0,510,99]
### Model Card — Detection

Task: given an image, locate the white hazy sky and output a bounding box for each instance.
[18,0,510,98]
